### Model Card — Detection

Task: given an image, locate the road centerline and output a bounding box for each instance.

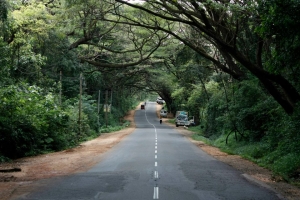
[153,187,159,199]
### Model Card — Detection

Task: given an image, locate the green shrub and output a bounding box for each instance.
[0,83,78,158]
[272,153,300,181]
[100,120,130,133]
[0,155,10,163]
[191,133,212,145]
[233,142,271,160]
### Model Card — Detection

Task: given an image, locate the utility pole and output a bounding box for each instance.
[98,90,101,114]
[97,90,101,133]
[78,73,82,137]
[105,89,108,128]
[59,70,62,106]
[110,89,113,120]
[110,89,113,107]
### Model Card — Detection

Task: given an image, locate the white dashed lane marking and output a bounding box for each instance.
[153,187,159,199]
[144,105,160,199]
[154,171,159,179]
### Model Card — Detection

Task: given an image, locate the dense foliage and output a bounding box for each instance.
[0,0,300,184]
[0,0,142,161]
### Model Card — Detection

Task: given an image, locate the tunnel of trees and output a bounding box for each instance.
[1,0,300,182]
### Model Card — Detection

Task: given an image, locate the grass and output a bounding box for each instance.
[189,125,213,145]
[100,120,130,133]
[167,118,176,123]
[187,127,300,184]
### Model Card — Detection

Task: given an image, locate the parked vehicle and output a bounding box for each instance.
[175,111,194,127]
[175,114,189,127]
[189,116,195,126]
[175,111,188,118]
[160,110,167,118]
[156,97,165,104]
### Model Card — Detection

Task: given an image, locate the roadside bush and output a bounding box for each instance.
[188,77,300,181]
[82,97,98,131]
[64,102,91,142]
[0,83,75,158]
[229,80,272,141]
[204,81,226,137]
[100,120,130,133]
[234,142,271,160]
[272,153,300,181]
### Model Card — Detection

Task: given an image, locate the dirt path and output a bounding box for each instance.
[0,104,300,200]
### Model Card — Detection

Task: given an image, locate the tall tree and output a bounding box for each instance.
[110,0,300,114]
[61,0,169,70]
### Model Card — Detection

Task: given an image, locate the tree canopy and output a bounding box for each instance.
[101,0,300,114]
[1,0,300,182]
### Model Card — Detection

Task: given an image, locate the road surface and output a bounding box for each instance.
[17,102,281,200]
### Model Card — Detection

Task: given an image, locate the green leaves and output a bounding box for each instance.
[0,0,8,21]
[12,2,55,40]
[256,0,300,78]
[0,83,69,158]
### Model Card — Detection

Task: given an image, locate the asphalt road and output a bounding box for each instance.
[17,102,281,200]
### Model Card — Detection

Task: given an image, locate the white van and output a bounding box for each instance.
[175,114,189,127]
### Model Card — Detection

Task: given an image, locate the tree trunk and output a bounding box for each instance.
[224,45,300,114]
